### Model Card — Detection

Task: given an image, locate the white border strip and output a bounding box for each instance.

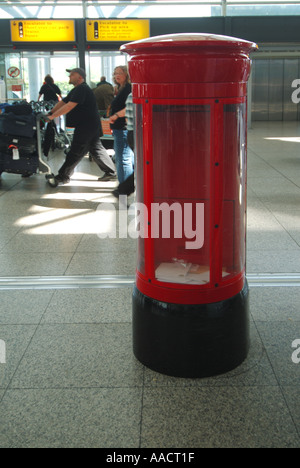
[247,273,300,287]
[0,275,135,290]
[0,274,300,290]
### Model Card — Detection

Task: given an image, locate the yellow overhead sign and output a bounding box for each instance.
[86,20,150,42]
[10,20,75,42]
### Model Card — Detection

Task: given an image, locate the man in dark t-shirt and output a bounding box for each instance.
[46,68,116,187]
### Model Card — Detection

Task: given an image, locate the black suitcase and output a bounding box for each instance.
[0,151,39,176]
[4,103,32,115]
[0,134,37,154]
[0,112,37,138]
[0,135,39,176]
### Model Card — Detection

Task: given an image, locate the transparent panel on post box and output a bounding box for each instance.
[152,104,211,285]
[222,103,246,279]
[135,103,145,276]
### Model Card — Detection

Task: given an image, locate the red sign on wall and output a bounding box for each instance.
[8,67,21,78]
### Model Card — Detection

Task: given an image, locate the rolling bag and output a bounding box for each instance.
[0,151,39,177]
[0,134,37,154]
[3,102,32,115]
[0,134,39,177]
[0,108,52,178]
[0,112,37,138]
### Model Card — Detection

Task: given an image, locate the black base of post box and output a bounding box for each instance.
[132,281,249,378]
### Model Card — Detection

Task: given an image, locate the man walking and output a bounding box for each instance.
[47,68,116,187]
[93,80,114,113]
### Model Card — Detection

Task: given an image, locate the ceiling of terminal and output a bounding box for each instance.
[1,1,300,19]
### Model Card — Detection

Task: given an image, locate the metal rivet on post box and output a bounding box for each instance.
[121,33,257,378]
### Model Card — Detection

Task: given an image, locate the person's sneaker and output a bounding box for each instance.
[98,173,117,182]
[47,175,69,187]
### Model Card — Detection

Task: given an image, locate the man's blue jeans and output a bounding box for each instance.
[113,128,134,184]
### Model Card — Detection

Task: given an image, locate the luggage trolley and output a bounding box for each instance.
[31,100,71,156]
[0,103,53,179]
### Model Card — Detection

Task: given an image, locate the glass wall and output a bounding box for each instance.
[23,51,77,101]
[0,50,128,103]
[1,51,78,103]
[1,1,300,19]
[227,1,300,16]
[86,51,126,89]
[4,53,23,101]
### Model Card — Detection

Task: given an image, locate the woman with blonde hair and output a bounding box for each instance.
[108,65,134,190]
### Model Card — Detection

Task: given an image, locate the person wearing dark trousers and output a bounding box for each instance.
[112,92,135,197]
[46,68,116,187]
[109,66,134,186]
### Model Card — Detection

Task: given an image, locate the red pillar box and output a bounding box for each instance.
[121,34,257,378]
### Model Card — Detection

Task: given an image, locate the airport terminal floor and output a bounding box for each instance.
[0,121,300,448]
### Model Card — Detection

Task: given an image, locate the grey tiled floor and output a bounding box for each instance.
[0,123,300,448]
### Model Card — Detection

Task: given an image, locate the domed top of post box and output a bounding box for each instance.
[121,33,257,97]
[121,33,257,56]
